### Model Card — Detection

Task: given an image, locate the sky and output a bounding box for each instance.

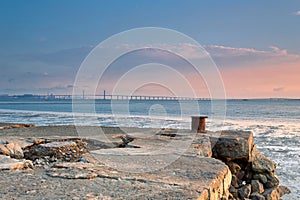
[0,0,300,98]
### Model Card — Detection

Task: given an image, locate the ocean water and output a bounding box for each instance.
[0,98,299,199]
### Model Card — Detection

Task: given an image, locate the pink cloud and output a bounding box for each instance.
[220,62,300,98]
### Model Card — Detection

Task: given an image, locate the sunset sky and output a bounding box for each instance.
[0,1,300,98]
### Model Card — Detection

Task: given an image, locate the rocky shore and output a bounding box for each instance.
[0,123,290,199]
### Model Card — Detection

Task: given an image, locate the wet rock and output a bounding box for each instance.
[263,187,280,200]
[5,143,24,159]
[251,179,264,194]
[252,146,276,174]
[238,184,251,199]
[262,186,290,200]
[212,130,254,162]
[277,185,291,196]
[250,192,266,200]
[265,174,279,189]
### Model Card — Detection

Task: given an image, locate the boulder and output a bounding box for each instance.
[265,174,279,188]
[277,185,291,197]
[0,155,33,170]
[250,192,266,200]
[231,175,239,188]
[0,145,10,156]
[253,174,268,184]
[24,139,87,162]
[229,185,238,199]
[5,143,24,159]
[251,179,264,194]
[238,184,252,199]
[252,146,276,174]
[263,187,280,200]
[212,131,254,161]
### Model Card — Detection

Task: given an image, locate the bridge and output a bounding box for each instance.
[2,91,209,101]
[39,91,209,101]
[44,94,208,101]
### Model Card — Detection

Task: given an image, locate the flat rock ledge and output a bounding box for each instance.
[0,125,290,200]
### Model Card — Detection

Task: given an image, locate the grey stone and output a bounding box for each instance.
[212,130,254,161]
[229,185,238,199]
[238,184,251,199]
[277,185,291,197]
[253,174,268,184]
[263,187,280,200]
[252,146,276,174]
[265,174,279,189]
[251,179,264,194]
[231,175,239,188]
[263,186,291,200]
[250,192,266,200]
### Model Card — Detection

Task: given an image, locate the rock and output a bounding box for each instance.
[262,186,291,200]
[263,187,280,200]
[11,160,33,170]
[227,161,241,175]
[10,124,35,129]
[0,155,33,170]
[231,175,239,188]
[265,174,279,189]
[78,157,89,163]
[24,139,87,162]
[236,169,245,183]
[252,146,276,174]
[277,185,291,196]
[250,192,266,200]
[251,180,264,194]
[212,130,254,161]
[238,184,251,199]
[5,143,24,159]
[111,135,135,147]
[229,185,238,199]
[253,174,268,184]
[46,168,98,179]
[0,139,6,145]
[0,145,10,156]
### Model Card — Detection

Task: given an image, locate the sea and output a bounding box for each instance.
[0,98,299,199]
